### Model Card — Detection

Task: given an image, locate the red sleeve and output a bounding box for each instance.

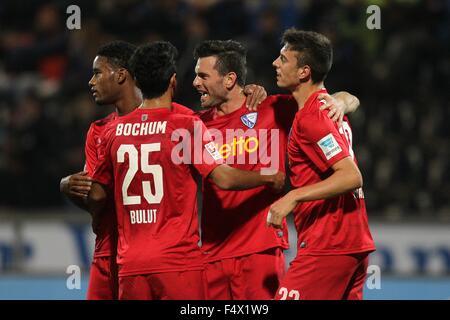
[92,127,114,187]
[298,110,350,172]
[84,123,97,176]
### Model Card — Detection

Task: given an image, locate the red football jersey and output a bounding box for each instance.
[288,88,376,255]
[171,102,195,116]
[198,95,297,262]
[93,107,220,276]
[85,112,118,258]
[84,103,194,258]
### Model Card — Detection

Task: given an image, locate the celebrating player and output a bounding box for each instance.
[268,28,376,300]
[60,41,140,299]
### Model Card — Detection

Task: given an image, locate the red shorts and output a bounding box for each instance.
[274,253,369,300]
[87,256,118,300]
[118,270,207,300]
[205,248,286,300]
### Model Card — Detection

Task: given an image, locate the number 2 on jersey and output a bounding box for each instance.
[117,143,164,205]
[339,121,354,159]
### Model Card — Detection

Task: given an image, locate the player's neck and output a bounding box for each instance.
[214,88,246,117]
[140,91,172,110]
[292,82,325,110]
[115,86,142,116]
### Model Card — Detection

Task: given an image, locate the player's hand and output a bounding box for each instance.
[266,192,297,228]
[60,171,93,199]
[266,170,285,194]
[243,84,267,111]
[318,93,345,127]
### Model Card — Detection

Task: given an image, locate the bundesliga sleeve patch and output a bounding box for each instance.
[317,133,342,160]
[204,141,222,161]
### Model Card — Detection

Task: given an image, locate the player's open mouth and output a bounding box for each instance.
[198,90,209,103]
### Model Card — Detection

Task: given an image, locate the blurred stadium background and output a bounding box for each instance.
[0,0,449,300]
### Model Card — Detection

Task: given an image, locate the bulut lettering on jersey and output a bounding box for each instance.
[130,209,157,224]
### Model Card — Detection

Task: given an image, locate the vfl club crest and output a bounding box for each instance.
[240,112,258,128]
[141,114,148,121]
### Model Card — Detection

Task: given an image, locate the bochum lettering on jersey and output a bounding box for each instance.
[116,121,167,136]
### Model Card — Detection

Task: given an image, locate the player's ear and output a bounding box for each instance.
[169,73,177,90]
[116,68,127,84]
[298,65,311,82]
[224,72,237,89]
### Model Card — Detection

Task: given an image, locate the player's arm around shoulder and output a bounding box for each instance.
[242,84,268,111]
[318,91,360,127]
[331,91,360,114]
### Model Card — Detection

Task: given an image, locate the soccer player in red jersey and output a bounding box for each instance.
[268,28,376,300]
[60,41,140,300]
[192,40,360,300]
[87,41,285,300]
[59,41,198,300]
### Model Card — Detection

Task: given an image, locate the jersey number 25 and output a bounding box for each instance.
[117,143,164,205]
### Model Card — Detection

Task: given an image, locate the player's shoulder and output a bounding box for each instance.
[91,112,117,128]
[300,95,328,121]
[166,102,199,126]
[87,112,117,139]
[172,102,195,116]
[301,89,331,116]
[168,109,202,123]
[264,94,296,105]
[196,107,214,122]
[259,94,298,114]
[167,112,205,134]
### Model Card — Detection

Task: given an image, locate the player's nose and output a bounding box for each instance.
[88,75,95,87]
[272,59,278,68]
[192,76,201,88]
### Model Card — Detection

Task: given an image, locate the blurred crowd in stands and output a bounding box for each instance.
[0,0,448,219]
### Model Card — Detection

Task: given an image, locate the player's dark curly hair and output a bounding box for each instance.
[193,40,247,86]
[129,41,178,99]
[97,41,137,72]
[281,28,333,83]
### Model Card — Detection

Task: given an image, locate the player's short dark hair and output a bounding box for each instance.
[129,41,178,99]
[96,41,137,71]
[193,40,247,86]
[281,28,333,83]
